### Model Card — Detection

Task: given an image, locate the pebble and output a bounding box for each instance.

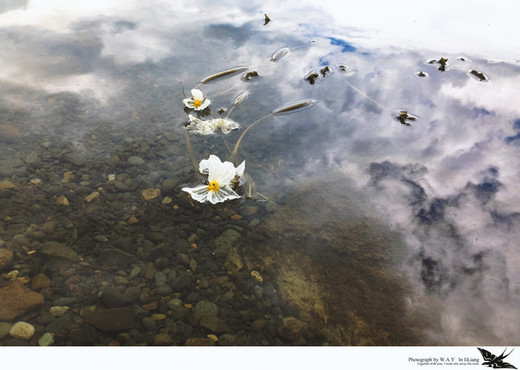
[0,322,12,340]
[128,156,145,166]
[142,188,160,200]
[142,317,156,331]
[154,333,173,345]
[49,306,70,316]
[38,332,55,346]
[0,248,14,271]
[161,178,179,194]
[0,180,15,190]
[25,151,39,164]
[0,124,19,142]
[9,321,36,340]
[0,280,44,321]
[55,195,70,206]
[278,317,304,340]
[84,191,100,202]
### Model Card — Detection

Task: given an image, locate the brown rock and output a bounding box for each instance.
[82,307,134,331]
[0,248,14,271]
[141,188,160,201]
[0,280,44,321]
[31,273,52,290]
[278,317,304,340]
[0,180,15,191]
[185,337,215,346]
[0,124,19,142]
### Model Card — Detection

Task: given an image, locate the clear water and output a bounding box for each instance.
[0,0,519,346]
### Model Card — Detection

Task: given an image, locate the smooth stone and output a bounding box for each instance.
[0,180,15,191]
[25,151,39,164]
[0,322,12,340]
[70,325,97,345]
[128,156,145,166]
[214,229,242,256]
[0,280,44,321]
[154,333,173,345]
[167,298,183,310]
[46,313,71,334]
[99,286,131,308]
[38,332,55,346]
[0,248,14,271]
[218,333,237,346]
[49,306,69,316]
[64,153,85,166]
[200,315,230,333]
[156,284,172,296]
[128,265,142,280]
[0,124,19,142]
[185,337,215,346]
[41,241,78,260]
[224,248,244,274]
[9,321,35,340]
[161,178,179,194]
[278,317,304,340]
[154,271,167,287]
[194,300,218,321]
[82,307,134,331]
[99,248,135,265]
[142,317,156,331]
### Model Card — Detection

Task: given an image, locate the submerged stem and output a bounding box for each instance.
[229,113,273,163]
[184,130,199,173]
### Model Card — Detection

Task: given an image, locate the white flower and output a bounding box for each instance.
[182,155,245,204]
[183,89,211,110]
[186,115,240,135]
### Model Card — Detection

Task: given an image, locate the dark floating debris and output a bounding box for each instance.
[335,63,356,76]
[468,69,489,82]
[457,56,471,62]
[304,66,331,85]
[218,107,227,115]
[428,57,448,72]
[271,47,290,62]
[200,66,249,84]
[305,72,319,85]
[416,71,429,78]
[264,13,271,25]
[242,71,259,80]
[393,110,418,126]
[273,99,317,115]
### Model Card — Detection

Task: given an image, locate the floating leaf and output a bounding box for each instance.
[200,66,249,84]
[320,66,330,77]
[242,71,259,80]
[233,90,249,106]
[271,47,290,62]
[273,99,317,115]
[264,13,271,25]
[468,69,489,82]
[393,110,418,126]
[428,57,448,72]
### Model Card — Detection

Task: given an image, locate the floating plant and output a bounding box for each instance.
[304,66,331,85]
[393,110,418,126]
[428,57,448,72]
[415,71,429,78]
[199,66,249,84]
[270,47,290,62]
[468,69,489,82]
[264,13,271,25]
[242,71,259,80]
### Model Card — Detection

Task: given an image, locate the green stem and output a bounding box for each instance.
[229,113,273,163]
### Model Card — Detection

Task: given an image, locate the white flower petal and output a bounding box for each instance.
[183,98,194,108]
[182,185,210,203]
[197,98,211,110]
[207,185,240,204]
[235,160,245,177]
[191,89,204,100]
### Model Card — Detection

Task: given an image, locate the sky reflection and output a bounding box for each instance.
[1,0,519,345]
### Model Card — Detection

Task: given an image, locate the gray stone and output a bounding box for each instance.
[46,313,71,333]
[38,332,55,346]
[128,265,142,280]
[128,156,145,166]
[161,178,179,194]
[200,315,230,333]
[82,307,134,331]
[194,300,218,321]
[154,333,173,345]
[99,248,135,265]
[142,317,156,331]
[214,229,242,256]
[0,248,13,271]
[156,284,172,296]
[154,272,167,287]
[218,333,237,346]
[41,241,78,260]
[0,322,12,340]
[99,286,131,308]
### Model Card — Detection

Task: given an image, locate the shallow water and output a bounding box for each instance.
[0,0,519,346]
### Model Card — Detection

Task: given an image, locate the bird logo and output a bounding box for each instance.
[477,348,517,369]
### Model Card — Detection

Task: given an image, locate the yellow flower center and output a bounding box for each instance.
[207,180,219,193]
[193,99,202,108]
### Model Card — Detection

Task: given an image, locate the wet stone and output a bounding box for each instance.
[142,317,156,331]
[42,241,78,260]
[100,286,131,307]
[9,321,35,340]
[38,332,55,346]
[0,248,14,271]
[70,324,97,345]
[161,178,179,194]
[200,315,230,333]
[218,333,237,346]
[214,229,242,256]
[46,313,71,334]
[194,300,218,321]
[128,156,145,166]
[0,124,20,142]
[278,317,304,340]
[0,322,12,340]
[82,307,134,331]
[154,333,173,345]
[99,248,135,265]
[0,280,44,321]
[185,337,215,346]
